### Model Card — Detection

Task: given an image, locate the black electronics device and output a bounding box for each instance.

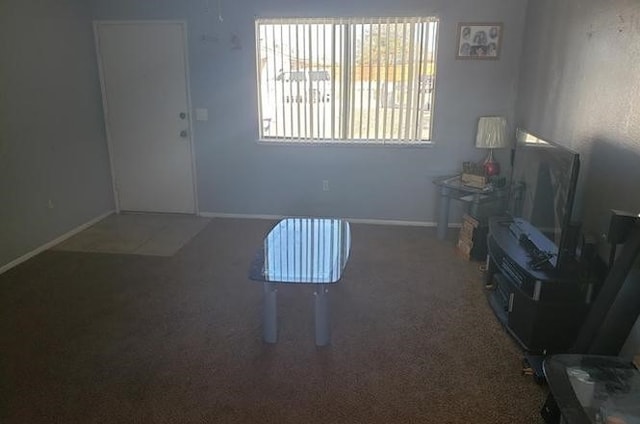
[507,129,580,271]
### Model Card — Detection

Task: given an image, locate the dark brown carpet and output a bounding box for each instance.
[0,218,547,423]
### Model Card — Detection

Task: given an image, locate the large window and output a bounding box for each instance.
[255,17,439,144]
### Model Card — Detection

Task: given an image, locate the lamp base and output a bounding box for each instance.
[484,160,500,177]
[483,149,501,177]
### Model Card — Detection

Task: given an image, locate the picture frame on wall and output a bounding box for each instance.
[456,23,503,60]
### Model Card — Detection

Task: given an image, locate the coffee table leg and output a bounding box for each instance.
[263,282,277,343]
[437,186,451,240]
[314,285,330,346]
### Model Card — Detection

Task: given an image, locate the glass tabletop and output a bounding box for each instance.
[249,218,351,284]
[544,354,640,424]
[432,174,509,194]
[433,174,490,194]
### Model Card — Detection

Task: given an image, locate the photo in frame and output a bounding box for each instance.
[456,23,502,59]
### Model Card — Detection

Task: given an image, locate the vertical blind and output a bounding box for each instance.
[256,17,439,143]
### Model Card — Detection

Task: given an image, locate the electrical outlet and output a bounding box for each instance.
[47,199,54,209]
[322,180,329,192]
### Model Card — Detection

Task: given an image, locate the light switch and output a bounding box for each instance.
[195,108,209,121]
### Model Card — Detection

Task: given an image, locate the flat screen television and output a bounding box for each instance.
[507,128,580,270]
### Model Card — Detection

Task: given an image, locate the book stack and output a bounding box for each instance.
[460,173,488,189]
[461,161,488,189]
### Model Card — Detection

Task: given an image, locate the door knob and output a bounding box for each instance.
[179,112,187,119]
[180,130,188,138]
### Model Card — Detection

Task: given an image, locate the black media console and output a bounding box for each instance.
[485,216,593,354]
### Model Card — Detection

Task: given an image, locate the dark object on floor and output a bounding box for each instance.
[540,393,561,424]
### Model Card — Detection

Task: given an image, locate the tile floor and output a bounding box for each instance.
[52,212,210,256]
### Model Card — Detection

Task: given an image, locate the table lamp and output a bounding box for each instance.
[475,116,508,176]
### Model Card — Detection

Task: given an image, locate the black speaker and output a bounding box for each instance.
[587,269,640,354]
[572,220,640,354]
[608,209,639,244]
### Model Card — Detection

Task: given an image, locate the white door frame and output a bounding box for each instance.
[93,20,199,214]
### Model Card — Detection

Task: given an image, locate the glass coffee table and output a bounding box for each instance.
[249,218,351,346]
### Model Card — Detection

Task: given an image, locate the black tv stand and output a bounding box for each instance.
[485,216,592,353]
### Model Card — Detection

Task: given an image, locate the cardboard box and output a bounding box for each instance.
[457,238,473,259]
[462,213,480,228]
[457,214,489,261]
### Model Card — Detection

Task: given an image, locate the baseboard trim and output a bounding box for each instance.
[347,218,436,227]
[199,212,284,221]
[198,211,460,228]
[0,210,114,275]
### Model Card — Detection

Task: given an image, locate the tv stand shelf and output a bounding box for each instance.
[486,217,592,354]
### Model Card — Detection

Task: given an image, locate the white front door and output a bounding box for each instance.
[95,21,196,213]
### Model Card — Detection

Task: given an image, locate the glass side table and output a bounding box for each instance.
[543,354,640,424]
[432,175,508,240]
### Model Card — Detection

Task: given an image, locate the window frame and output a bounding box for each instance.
[255,17,439,146]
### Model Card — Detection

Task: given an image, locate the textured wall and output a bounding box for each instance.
[516,0,640,238]
[0,0,114,268]
[516,0,640,356]
[91,0,527,223]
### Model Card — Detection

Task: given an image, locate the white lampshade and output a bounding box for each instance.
[475,116,508,149]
